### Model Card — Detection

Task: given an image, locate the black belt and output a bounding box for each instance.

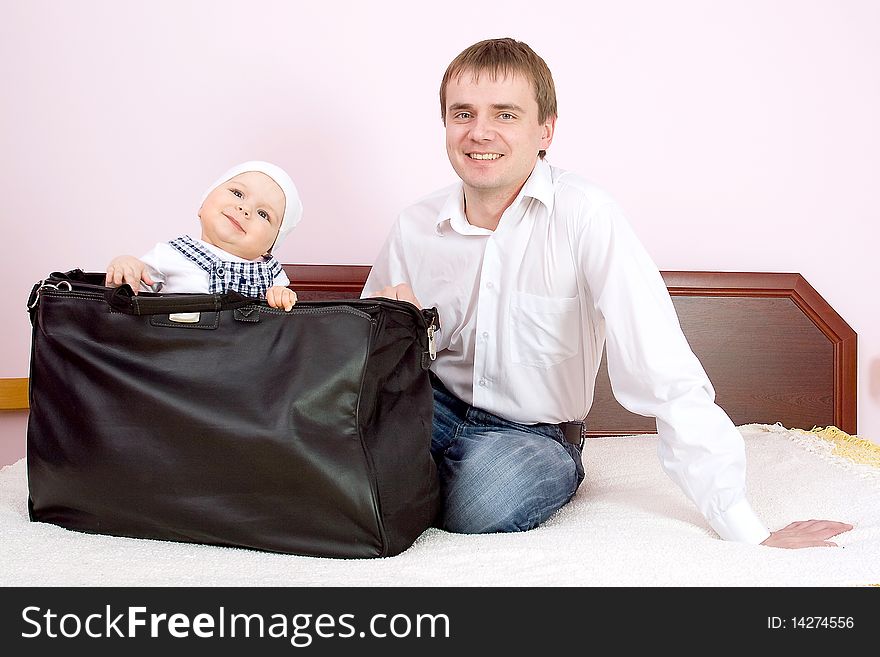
[559,421,587,447]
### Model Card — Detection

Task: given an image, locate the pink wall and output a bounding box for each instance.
[2,0,878,464]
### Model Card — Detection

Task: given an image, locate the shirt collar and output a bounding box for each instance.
[519,158,555,215]
[190,235,265,263]
[434,159,555,235]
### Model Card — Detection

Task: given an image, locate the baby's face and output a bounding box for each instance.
[198,171,286,260]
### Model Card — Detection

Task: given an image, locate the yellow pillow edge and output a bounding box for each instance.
[807,425,880,469]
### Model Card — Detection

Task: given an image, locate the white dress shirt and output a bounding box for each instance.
[364,159,771,544]
[140,236,289,293]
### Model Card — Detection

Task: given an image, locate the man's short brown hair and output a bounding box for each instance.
[440,38,557,157]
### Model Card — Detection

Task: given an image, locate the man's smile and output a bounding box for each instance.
[468,153,503,160]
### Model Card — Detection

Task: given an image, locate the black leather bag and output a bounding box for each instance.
[26,270,440,558]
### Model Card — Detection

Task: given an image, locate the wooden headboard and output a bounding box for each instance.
[284,265,857,436]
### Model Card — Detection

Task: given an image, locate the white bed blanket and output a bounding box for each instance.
[1,424,877,587]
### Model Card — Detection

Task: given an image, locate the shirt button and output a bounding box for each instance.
[478,378,487,387]
[216,266,225,276]
[485,281,493,289]
[482,332,489,339]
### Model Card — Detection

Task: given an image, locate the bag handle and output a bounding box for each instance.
[105,285,257,316]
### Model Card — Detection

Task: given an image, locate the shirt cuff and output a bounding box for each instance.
[708,498,771,544]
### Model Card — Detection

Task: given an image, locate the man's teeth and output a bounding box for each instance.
[469,153,502,160]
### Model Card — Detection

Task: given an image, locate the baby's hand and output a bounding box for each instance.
[106,255,153,293]
[266,286,297,312]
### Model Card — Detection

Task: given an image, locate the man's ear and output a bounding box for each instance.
[540,115,557,152]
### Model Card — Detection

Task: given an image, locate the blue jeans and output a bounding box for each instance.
[431,377,585,533]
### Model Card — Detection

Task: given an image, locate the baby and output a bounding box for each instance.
[106,161,302,310]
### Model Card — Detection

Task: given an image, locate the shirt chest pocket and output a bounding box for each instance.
[509,291,581,369]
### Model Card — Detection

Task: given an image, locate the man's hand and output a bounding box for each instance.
[106,255,153,292]
[266,286,297,311]
[368,283,422,309]
[761,520,853,548]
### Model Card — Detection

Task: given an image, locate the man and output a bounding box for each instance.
[365,38,850,547]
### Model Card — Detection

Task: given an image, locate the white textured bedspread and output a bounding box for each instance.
[2,424,878,587]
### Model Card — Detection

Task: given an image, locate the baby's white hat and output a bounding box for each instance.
[201,160,302,251]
